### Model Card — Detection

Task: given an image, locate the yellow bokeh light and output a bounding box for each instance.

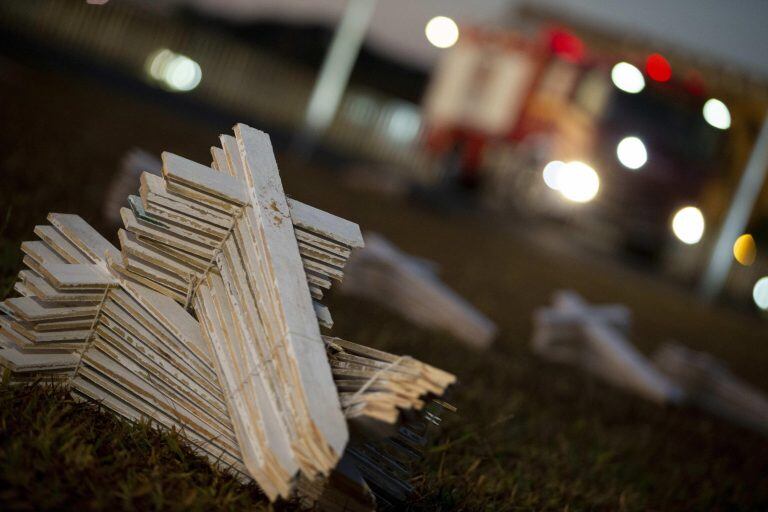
[733,234,756,266]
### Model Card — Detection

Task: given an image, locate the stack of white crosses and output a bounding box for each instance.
[0,124,455,511]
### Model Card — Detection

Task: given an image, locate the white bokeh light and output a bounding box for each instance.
[145,49,202,92]
[385,103,421,143]
[671,206,705,245]
[146,49,174,80]
[165,55,202,92]
[753,277,768,310]
[558,161,600,203]
[542,160,565,190]
[616,136,648,170]
[703,98,731,130]
[611,62,645,94]
[425,16,459,49]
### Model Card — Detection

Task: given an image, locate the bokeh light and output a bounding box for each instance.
[671,206,705,244]
[145,49,202,92]
[733,234,757,266]
[165,55,202,91]
[754,277,768,310]
[542,160,565,190]
[558,161,600,203]
[616,136,648,170]
[147,49,174,80]
[550,29,584,63]
[646,53,672,82]
[425,16,459,49]
[611,62,645,94]
[703,98,731,130]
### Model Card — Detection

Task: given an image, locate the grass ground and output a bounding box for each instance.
[1,58,767,511]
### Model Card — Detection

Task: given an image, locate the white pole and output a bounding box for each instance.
[298,0,377,152]
[700,110,768,301]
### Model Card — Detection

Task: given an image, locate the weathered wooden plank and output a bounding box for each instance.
[108,256,187,304]
[121,281,212,364]
[129,200,222,249]
[12,324,91,343]
[141,172,232,228]
[210,146,228,175]
[195,278,286,499]
[288,198,364,249]
[32,262,115,290]
[19,269,104,302]
[220,135,248,182]
[13,282,33,297]
[34,225,91,264]
[235,123,348,461]
[48,213,122,264]
[313,301,333,329]
[0,332,78,372]
[94,322,226,418]
[0,316,86,351]
[29,318,94,332]
[134,235,210,271]
[144,200,228,240]
[309,285,323,300]
[2,297,97,321]
[297,241,347,268]
[162,152,249,206]
[121,208,216,259]
[304,270,333,290]
[301,256,344,282]
[294,228,352,259]
[120,250,189,293]
[71,374,248,475]
[90,333,237,447]
[119,229,192,281]
[77,354,241,458]
[98,306,217,396]
[21,240,68,265]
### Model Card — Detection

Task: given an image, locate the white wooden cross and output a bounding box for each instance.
[532,290,683,404]
[654,342,768,435]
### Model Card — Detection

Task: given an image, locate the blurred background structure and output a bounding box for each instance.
[1,0,768,509]
[4,0,767,313]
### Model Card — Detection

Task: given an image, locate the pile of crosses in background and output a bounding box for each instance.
[340,233,497,350]
[533,291,768,435]
[0,124,457,511]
